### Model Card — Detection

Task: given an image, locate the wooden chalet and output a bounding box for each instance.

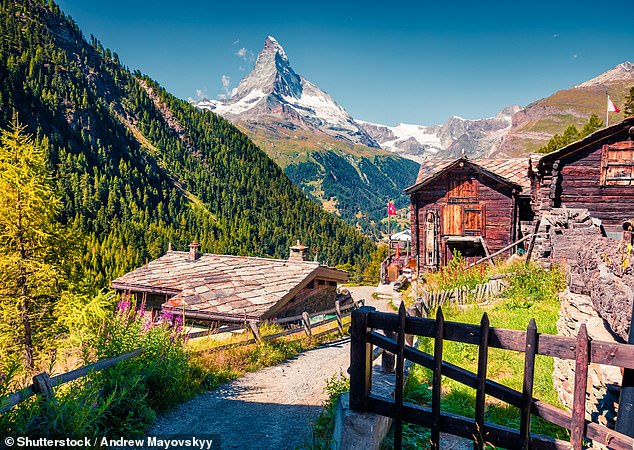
[111,242,348,324]
[405,156,533,272]
[532,116,634,239]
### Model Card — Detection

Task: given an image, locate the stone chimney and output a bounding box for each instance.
[289,240,308,262]
[189,241,200,261]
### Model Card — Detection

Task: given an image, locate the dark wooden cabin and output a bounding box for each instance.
[405,157,532,272]
[534,117,634,239]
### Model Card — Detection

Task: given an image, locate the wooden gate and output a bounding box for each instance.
[349,304,634,449]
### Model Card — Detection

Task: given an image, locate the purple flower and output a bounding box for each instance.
[159,310,174,324]
[117,300,131,314]
[136,298,147,319]
[91,401,97,408]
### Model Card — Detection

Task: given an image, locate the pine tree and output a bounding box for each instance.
[624,87,634,117]
[538,114,604,154]
[0,116,66,368]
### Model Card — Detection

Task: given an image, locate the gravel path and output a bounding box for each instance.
[148,287,389,450]
[149,337,351,449]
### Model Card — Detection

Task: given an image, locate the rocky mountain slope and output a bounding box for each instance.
[496,62,634,156]
[193,37,419,238]
[359,105,521,161]
[360,62,634,160]
[195,36,379,149]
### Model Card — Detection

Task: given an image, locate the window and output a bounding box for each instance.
[601,142,634,186]
[448,174,478,203]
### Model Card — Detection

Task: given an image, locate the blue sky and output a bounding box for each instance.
[57,0,633,125]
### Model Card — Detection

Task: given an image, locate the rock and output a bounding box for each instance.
[555,290,622,436]
[589,264,633,342]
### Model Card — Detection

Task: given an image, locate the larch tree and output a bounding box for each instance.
[624,86,634,117]
[0,116,65,369]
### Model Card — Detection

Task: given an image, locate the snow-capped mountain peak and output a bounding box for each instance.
[358,105,523,161]
[192,36,379,148]
[576,62,634,88]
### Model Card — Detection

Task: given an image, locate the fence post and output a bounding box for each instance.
[394,302,407,450]
[616,299,634,438]
[520,318,537,450]
[335,300,344,335]
[571,323,589,450]
[431,307,445,447]
[32,373,54,401]
[248,320,261,342]
[349,306,375,412]
[474,313,490,450]
[302,312,312,338]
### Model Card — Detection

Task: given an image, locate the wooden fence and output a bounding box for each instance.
[350,304,634,450]
[1,299,361,414]
[0,348,144,414]
[419,276,509,312]
[195,299,362,353]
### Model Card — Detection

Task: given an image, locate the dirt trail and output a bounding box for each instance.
[148,289,392,450]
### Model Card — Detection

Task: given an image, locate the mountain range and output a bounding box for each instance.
[193,37,419,238]
[194,38,634,236]
[360,62,634,160]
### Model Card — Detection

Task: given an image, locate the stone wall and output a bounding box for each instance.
[276,283,337,318]
[554,290,622,431]
[569,236,633,342]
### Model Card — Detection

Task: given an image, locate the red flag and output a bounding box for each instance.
[608,96,620,113]
[387,201,397,216]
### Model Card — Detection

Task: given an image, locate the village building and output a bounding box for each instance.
[405,117,634,273]
[532,116,634,240]
[111,241,348,325]
[405,155,533,273]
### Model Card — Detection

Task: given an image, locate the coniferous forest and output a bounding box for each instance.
[0,0,375,291]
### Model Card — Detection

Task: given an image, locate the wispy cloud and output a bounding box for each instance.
[235,47,255,63]
[552,33,559,38]
[218,75,232,100]
[232,38,240,46]
[196,88,208,99]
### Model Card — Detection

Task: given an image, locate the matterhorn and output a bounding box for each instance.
[194,36,379,148]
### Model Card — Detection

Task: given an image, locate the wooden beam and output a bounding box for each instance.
[520,319,538,449]
[349,306,375,412]
[431,307,445,447]
[365,312,634,369]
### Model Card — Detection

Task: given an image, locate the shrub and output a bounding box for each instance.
[0,299,207,438]
[425,249,490,291]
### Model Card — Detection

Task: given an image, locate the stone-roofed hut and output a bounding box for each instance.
[405,156,533,272]
[111,242,348,324]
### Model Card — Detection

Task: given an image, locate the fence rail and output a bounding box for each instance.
[350,304,634,449]
[2,299,361,415]
[197,299,361,353]
[0,348,144,414]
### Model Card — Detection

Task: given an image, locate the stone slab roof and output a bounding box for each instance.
[406,157,531,194]
[111,251,348,320]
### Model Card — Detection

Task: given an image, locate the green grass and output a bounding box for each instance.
[405,262,569,444]
[299,371,350,449]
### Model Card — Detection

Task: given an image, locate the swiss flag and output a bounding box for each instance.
[387,201,397,216]
[608,96,620,113]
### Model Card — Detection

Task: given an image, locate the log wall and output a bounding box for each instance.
[536,122,634,234]
[410,167,519,270]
